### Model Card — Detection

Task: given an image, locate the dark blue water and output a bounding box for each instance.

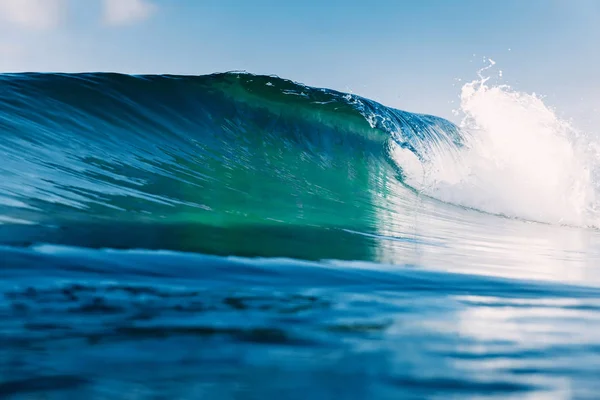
[1,72,600,399]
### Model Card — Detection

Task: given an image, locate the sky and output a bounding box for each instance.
[0,0,598,127]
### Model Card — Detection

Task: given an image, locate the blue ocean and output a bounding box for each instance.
[1,71,600,399]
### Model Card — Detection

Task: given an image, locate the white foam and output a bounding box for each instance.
[396,60,600,227]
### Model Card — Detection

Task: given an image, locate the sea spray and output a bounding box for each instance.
[394,60,599,227]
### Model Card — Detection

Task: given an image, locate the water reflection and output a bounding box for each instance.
[371,170,600,286]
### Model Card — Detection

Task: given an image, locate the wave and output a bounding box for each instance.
[0,68,598,256]
[0,72,458,228]
[3,68,600,400]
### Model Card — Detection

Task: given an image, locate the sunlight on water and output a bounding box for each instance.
[372,166,600,286]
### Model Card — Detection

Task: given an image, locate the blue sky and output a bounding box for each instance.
[0,0,598,125]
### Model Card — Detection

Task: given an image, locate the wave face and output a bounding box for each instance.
[3,71,600,399]
[0,72,464,257]
[2,70,597,239]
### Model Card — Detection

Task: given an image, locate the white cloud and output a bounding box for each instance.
[103,0,156,26]
[0,0,67,30]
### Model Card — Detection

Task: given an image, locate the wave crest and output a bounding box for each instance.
[396,61,600,227]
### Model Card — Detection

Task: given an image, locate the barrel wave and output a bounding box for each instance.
[2,72,600,400]
[0,72,462,257]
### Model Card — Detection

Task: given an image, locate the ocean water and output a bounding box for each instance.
[1,70,600,399]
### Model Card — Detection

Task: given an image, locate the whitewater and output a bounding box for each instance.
[1,64,600,399]
[394,60,600,227]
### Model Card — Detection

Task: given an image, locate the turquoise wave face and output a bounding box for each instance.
[0,72,461,260]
